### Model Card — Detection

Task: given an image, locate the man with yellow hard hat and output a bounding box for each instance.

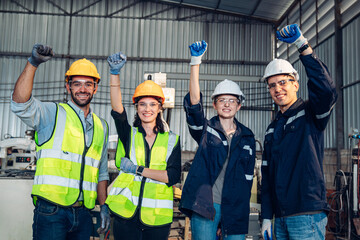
[11,44,110,239]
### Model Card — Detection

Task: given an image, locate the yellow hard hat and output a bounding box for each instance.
[132,80,165,104]
[65,58,100,83]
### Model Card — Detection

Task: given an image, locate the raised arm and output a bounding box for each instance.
[276,23,313,56]
[189,40,207,105]
[107,52,127,113]
[277,24,337,129]
[12,44,54,103]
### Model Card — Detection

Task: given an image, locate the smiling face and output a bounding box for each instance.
[267,74,299,113]
[213,94,241,119]
[135,97,161,125]
[66,75,98,108]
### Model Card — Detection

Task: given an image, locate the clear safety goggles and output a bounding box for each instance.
[69,79,97,90]
[267,79,295,90]
[135,102,161,110]
[215,98,240,105]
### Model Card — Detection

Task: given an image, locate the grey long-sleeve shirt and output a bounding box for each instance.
[11,95,109,183]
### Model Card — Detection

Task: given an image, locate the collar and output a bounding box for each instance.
[209,115,253,138]
[137,125,159,137]
[276,98,304,118]
[67,101,93,121]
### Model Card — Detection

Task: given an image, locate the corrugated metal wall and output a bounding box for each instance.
[0,0,273,152]
[276,0,360,148]
[343,16,360,146]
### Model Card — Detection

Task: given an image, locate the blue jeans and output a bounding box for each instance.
[191,203,245,240]
[33,199,93,240]
[274,212,328,240]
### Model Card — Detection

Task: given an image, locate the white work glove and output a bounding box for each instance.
[189,40,208,65]
[261,219,273,240]
[276,24,307,49]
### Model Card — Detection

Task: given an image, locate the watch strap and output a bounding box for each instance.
[298,43,311,53]
[136,166,144,176]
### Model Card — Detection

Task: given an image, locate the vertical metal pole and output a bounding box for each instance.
[64,0,74,103]
[354,164,358,213]
[335,0,345,238]
[272,25,278,119]
[335,0,344,172]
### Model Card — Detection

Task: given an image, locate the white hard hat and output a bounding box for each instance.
[261,58,299,82]
[211,79,245,104]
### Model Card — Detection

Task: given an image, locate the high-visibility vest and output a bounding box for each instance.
[106,127,179,226]
[32,103,108,209]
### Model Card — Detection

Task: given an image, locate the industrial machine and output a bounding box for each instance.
[0,131,36,240]
[0,131,36,171]
[328,128,360,239]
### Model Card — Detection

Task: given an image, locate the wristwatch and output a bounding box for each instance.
[298,43,311,53]
[136,166,144,176]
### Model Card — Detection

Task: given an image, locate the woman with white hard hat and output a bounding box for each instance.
[104,52,181,240]
[179,40,256,240]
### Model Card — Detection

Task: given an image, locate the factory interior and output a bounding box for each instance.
[1,0,360,239]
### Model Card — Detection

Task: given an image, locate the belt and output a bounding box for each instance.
[72,201,84,208]
[285,210,323,217]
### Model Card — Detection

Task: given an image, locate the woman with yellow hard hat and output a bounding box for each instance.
[105,52,181,240]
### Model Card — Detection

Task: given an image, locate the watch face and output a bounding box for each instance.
[137,166,144,175]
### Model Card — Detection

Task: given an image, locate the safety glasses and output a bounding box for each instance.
[69,79,97,90]
[135,102,161,110]
[267,79,295,90]
[215,98,240,106]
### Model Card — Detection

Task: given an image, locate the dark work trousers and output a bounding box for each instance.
[33,198,93,240]
[113,211,171,240]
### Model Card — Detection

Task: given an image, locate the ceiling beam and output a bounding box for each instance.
[142,6,175,19]
[10,0,33,12]
[47,0,69,14]
[215,0,222,10]
[107,0,141,17]
[276,0,301,27]
[176,0,183,20]
[250,0,262,16]
[72,0,102,15]
[148,0,275,24]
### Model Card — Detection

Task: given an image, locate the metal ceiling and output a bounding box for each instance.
[153,0,298,24]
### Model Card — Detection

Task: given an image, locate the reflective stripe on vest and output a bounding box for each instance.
[32,103,107,209]
[107,128,178,226]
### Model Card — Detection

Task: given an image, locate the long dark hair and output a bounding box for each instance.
[133,96,165,134]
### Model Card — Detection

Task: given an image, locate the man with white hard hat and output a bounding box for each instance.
[180,40,256,240]
[260,24,338,240]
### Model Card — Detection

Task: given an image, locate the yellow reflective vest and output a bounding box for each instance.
[106,127,179,226]
[32,103,108,209]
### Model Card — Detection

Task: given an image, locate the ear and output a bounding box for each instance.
[294,81,299,92]
[93,83,98,94]
[212,101,217,110]
[66,82,71,94]
[237,104,242,111]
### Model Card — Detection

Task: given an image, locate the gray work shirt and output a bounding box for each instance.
[10,95,109,183]
[212,132,234,204]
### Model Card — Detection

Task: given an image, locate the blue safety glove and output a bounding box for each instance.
[189,40,208,65]
[276,24,307,49]
[261,219,273,240]
[28,43,54,67]
[107,52,127,75]
[97,204,111,234]
[120,157,137,174]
